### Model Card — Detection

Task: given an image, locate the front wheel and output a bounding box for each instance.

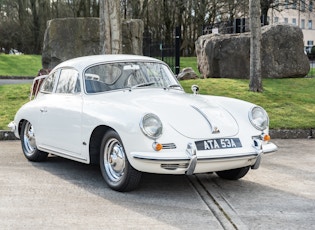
[100,130,142,192]
[20,120,48,162]
[215,166,250,180]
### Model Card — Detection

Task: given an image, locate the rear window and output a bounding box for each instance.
[55,69,81,94]
[41,71,58,93]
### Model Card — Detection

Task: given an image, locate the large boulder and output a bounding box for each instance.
[122,19,143,55]
[177,67,199,80]
[195,24,310,79]
[42,18,144,69]
[42,18,100,69]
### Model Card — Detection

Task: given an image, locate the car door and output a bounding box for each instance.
[37,68,84,159]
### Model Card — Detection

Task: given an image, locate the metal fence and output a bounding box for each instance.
[143,27,181,75]
[202,19,248,35]
[307,59,315,78]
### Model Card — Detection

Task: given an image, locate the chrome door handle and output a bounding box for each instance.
[40,108,47,113]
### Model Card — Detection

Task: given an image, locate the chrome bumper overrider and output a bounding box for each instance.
[185,143,197,175]
[251,139,263,169]
[8,121,16,132]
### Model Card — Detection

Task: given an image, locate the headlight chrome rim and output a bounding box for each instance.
[140,113,163,139]
[249,106,269,131]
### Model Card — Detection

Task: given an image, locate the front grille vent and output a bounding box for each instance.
[161,163,189,170]
[161,143,177,149]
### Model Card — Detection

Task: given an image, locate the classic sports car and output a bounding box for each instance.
[9,54,277,192]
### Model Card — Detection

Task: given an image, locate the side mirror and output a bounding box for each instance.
[191,85,199,95]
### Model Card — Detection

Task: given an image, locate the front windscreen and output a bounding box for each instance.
[84,61,180,94]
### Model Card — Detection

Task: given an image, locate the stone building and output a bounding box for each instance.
[268,0,315,53]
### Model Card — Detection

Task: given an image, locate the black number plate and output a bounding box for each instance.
[195,138,242,151]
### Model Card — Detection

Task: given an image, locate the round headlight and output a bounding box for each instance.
[140,113,163,139]
[249,106,269,131]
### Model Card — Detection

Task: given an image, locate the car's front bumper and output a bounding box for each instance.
[129,140,278,175]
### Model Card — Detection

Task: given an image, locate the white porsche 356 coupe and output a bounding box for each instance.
[9,55,277,192]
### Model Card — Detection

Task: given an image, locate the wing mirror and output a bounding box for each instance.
[191,85,199,95]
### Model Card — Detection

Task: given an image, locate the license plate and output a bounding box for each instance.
[195,138,242,151]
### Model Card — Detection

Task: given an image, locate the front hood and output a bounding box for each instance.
[122,89,239,139]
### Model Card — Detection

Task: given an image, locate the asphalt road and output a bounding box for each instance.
[0,139,314,230]
[0,79,33,85]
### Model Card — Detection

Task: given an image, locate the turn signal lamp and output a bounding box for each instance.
[153,142,163,151]
[263,134,271,142]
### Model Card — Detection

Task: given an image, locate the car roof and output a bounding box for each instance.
[52,54,164,72]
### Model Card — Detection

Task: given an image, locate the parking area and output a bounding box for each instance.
[0,139,314,229]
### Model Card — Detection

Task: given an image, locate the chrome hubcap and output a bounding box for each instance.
[104,138,126,182]
[23,122,37,156]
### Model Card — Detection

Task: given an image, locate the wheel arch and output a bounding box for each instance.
[17,119,26,138]
[89,125,116,164]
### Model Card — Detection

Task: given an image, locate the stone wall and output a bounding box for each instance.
[195,24,310,79]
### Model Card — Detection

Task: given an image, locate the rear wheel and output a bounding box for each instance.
[21,120,48,162]
[216,166,250,180]
[100,130,142,192]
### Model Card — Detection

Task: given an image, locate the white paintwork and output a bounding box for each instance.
[11,54,277,173]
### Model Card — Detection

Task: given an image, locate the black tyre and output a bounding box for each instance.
[216,166,250,180]
[100,130,142,192]
[21,120,48,162]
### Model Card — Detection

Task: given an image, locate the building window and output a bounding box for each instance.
[284,18,288,24]
[301,1,305,11]
[309,20,313,29]
[292,0,297,9]
[292,18,297,25]
[301,19,305,29]
[307,41,314,53]
[310,0,313,12]
[274,17,279,23]
[285,0,289,9]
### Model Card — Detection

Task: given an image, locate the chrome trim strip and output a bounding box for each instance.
[191,105,213,131]
[161,143,177,149]
[38,146,87,162]
[132,153,259,162]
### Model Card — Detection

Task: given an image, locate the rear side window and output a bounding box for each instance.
[41,71,58,93]
[56,69,81,94]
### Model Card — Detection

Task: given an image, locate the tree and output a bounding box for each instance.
[249,0,263,92]
[99,0,121,54]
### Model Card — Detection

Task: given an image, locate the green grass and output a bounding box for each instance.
[0,55,314,130]
[180,57,199,74]
[180,78,315,129]
[0,84,30,130]
[0,54,42,77]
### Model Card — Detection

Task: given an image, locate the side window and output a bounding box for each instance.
[56,69,81,94]
[41,71,58,93]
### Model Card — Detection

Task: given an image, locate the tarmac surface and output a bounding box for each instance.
[0,139,314,229]
[0,79,33,85]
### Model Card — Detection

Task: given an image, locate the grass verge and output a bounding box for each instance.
[0,84,30,130]
[0,54,42,77]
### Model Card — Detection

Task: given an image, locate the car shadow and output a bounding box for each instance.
[30,154,216,228]
[30,153,315,229]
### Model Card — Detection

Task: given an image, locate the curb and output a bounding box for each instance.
[1,129,314,141]
[0,131,19,141]
[269,129,314,139]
